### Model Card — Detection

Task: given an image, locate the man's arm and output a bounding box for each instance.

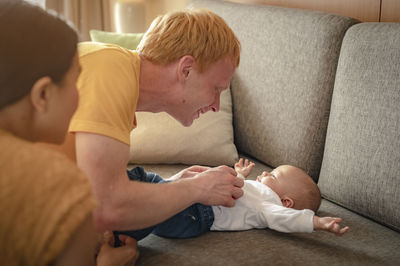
[75,132,244,231]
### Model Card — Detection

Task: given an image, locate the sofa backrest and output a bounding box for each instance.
[189,0,358,180]
[318,23,400,231]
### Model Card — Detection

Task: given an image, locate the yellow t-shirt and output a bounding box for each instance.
[0,128,96,266]
[69,42,140,145]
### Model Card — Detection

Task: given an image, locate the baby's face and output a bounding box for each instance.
[256,165,303,197]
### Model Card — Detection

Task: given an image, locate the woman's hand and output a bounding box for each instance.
[96,231,139,266]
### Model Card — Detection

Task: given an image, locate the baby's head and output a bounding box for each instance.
[257,165,321,212]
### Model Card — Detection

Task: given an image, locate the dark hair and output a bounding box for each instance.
[0,0,78,110]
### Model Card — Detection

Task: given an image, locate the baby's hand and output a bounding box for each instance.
[234,158,255,178]
[313,216,350,236]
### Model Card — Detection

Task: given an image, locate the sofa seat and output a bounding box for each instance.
[131,157,400,266]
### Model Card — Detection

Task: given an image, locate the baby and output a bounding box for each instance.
[115,159,349,242]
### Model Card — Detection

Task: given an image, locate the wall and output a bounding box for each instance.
[114,0,399,34]
[228,0,400,22]
[381,0,400,21]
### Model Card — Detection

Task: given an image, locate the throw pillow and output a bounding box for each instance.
[89,29,143,50]
[129,89,238,166]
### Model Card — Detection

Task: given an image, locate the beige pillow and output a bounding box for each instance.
[129,89,238,166]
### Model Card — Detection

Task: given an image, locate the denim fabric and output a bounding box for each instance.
[114,167,214,243]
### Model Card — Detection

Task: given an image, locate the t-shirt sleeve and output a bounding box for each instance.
[258,203,314,233]
[70,48,139,145]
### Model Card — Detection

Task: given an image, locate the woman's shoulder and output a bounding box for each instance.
[0,131,85,182]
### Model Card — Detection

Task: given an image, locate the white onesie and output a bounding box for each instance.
[210,180,314,233]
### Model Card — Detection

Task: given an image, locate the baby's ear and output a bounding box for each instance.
[281,196,294,208]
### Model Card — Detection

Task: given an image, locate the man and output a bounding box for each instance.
[60,9,243,232]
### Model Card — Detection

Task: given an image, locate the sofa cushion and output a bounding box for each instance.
[189,0,358,180]
[318,23,400,231]
[89,29,143,50]
[132,161,400,266]
[129,89,239,166]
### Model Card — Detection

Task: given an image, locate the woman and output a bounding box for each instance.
[0,1,138,265]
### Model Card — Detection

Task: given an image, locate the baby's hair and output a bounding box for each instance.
[296,169,321,212]
[282,165,321,212]
[304,179,321,212]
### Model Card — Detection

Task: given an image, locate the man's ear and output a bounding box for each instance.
[30,76,53,113]
[177,55,195,82]
[281,196,294,208]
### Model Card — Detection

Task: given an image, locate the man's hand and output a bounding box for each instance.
[168,165,210,181]
[234,158,255,178]
[313,216,350,236]
[97,231,139,266]
[192,165,244,207]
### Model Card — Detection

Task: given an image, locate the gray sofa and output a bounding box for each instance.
[131,0,400,265]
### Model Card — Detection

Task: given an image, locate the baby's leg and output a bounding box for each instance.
[114,166,165,244]
[152,203,214,239]
[126,166,164,183]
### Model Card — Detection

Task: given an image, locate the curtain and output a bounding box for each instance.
[45,0,189,40]
[45,0,115,41]
[114,0,188,33]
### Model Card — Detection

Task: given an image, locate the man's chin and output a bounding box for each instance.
[173,116,194,127]
[181,119,194,127]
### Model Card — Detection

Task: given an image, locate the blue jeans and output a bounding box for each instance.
[114,167,214,243]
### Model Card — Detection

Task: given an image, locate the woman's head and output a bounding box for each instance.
[0,0,78,110]
[137,9,240,73]
[0,0,80,144]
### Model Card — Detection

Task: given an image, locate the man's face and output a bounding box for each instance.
[172,56,235,127]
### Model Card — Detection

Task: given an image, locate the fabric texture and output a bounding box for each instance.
[129,89,238,166]
[0,129,96,266]
[318,23,400,231]
[189,0,359,180]
[69,42,140,145]
[89,30,144,50]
